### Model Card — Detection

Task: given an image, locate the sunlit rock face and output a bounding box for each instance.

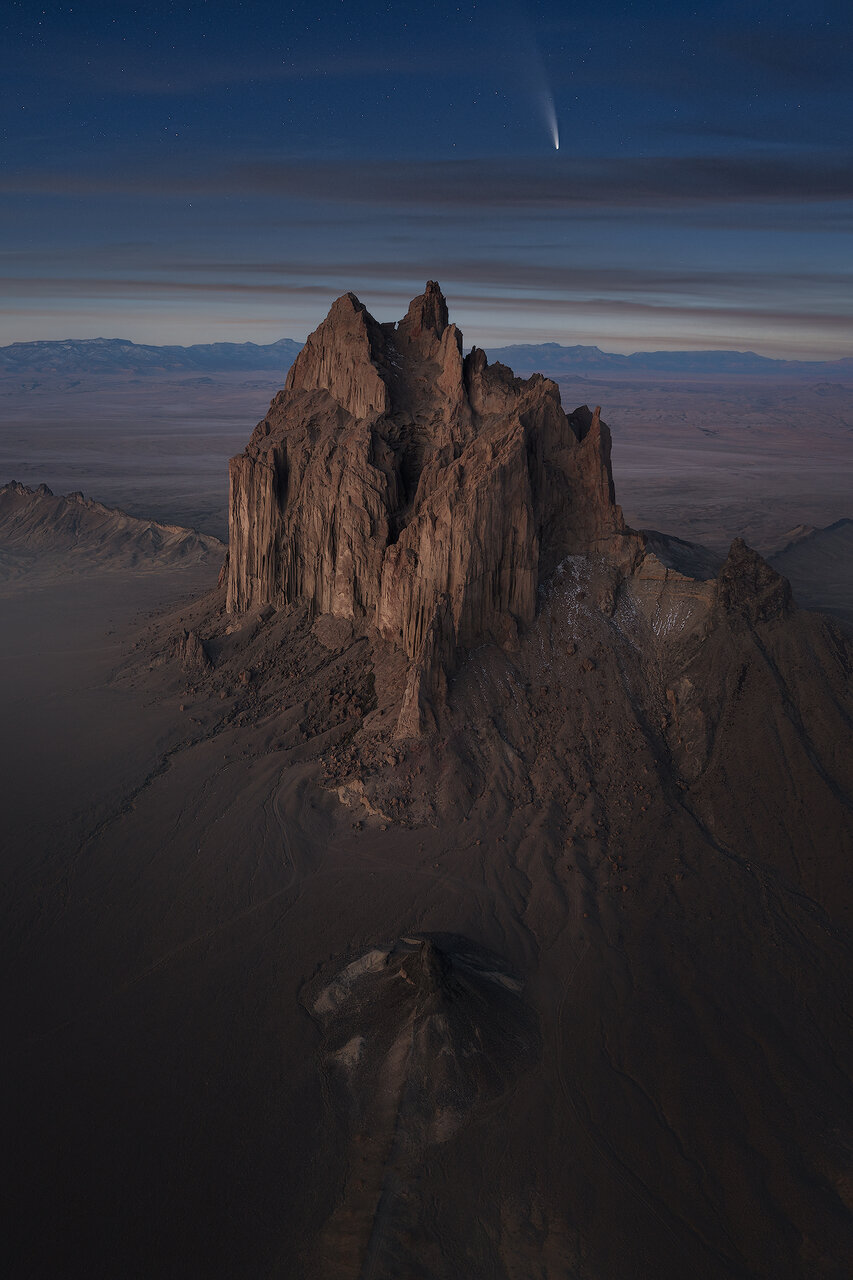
[226,282,637,730]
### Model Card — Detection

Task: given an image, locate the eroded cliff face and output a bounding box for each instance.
[227,283,637,729]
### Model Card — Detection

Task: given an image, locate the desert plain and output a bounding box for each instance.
[1,334,852,1278]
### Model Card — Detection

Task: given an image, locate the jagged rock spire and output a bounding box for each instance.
[227,284,634,734]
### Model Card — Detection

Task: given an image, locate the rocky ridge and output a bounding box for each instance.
[0,481,224,580]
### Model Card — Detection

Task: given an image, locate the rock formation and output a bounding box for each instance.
[227,283,637,731]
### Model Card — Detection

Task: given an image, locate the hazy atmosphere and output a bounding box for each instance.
[3,0,853,353]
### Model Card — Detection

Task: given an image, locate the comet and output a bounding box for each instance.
[500,1,561,153]
[541,90,560,151]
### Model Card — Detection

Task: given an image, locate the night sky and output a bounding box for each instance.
[3,0,852,355]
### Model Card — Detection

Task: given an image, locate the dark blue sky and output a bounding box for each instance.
[2,0,851,355]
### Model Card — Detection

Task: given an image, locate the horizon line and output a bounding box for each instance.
[0,332,849,366]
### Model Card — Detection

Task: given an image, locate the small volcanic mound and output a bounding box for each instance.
[307,935,537,1144]
[302,935,538,1275]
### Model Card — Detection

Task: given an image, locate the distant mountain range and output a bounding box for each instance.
[483,342,853,377]
[0,336,304,375]
[1,334,850,379]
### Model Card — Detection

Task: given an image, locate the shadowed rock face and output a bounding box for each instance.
[226,283,636,730]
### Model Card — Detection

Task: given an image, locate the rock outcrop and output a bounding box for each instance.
[714,537,793,626]
[227,283,637,731]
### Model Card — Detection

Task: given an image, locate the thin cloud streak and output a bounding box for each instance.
[4,153,853,210]
[5,249,852,308]
[3,275,850,335]
[161,258,853,301]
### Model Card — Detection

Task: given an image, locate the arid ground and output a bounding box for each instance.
[2,366,851,1278]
